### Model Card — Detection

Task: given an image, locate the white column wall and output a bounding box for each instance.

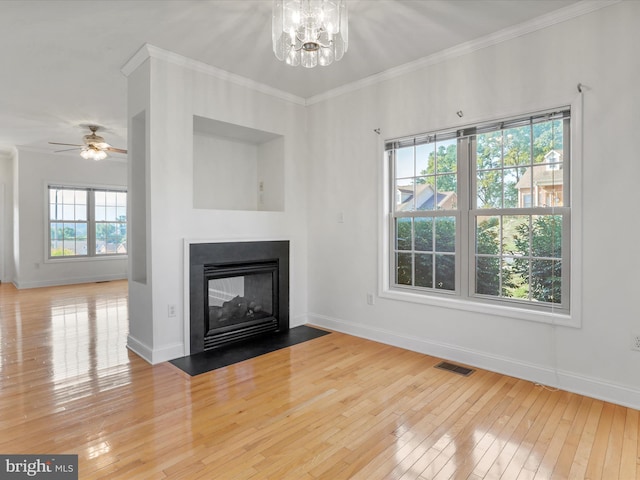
[306,2,640,408]
[126,55,308,363]
[126,59,154,359]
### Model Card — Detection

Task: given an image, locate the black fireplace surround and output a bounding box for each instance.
[189,241,289,354]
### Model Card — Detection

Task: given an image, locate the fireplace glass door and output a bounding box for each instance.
[208,272,274,330]
[203,261,279,348]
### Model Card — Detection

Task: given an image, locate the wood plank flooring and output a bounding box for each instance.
[0,280,638,479]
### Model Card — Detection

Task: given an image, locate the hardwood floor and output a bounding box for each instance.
[0,281,638,479]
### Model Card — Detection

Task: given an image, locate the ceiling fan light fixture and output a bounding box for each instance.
[80,146,107,161]
[273,0,348,68]
[49,125,126,160]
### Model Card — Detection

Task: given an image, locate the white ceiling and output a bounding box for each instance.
[0,0,588,157]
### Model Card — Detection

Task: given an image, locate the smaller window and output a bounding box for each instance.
[48,186,127,259]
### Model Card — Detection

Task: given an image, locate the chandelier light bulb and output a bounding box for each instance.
[273,0,348,68]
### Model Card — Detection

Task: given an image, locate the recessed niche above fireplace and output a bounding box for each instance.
[189,241,289,354]
[192,116,284,212]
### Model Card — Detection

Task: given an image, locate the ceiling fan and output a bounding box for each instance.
[49,125,127,161]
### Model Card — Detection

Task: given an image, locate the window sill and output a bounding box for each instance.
[379,286,580,328]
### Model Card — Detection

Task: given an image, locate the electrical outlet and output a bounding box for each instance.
[168,304,177,317]
[632,334,640,352]
[366,293,374,305]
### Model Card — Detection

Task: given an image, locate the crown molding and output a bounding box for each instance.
[121,44,307,106]
[120,43,152,78]
[0,145,16,159]
[305,0,620,105]
[120,1,618,108]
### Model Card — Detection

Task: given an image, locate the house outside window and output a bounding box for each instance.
[387,108,571,314]
[48,186,127,258]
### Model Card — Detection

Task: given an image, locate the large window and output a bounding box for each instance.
[49,186,127,258]
[387,109,570,313]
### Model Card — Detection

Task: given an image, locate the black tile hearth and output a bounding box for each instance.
[169,325,331,376]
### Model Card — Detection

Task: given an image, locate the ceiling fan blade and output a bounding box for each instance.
[54,147,81,153]
[49,142,83,147]
[106,147,128,154]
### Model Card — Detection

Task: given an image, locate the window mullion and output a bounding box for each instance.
[563,118,571,207]
[88,189,95,257]
[561,210,571,310]
[529,122,534,206]
[389,149,398,286]
[388,150,396,214]
[458,136,471,299]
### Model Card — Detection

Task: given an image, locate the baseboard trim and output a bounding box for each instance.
[127,335,185,365]
[14,274,127,289]
[127,335,153,363]
[307,313,640,410]
[151,342,186,364]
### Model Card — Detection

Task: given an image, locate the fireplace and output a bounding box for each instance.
[189,241,289,354]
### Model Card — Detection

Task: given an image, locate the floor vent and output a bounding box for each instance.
[435,361,475,377]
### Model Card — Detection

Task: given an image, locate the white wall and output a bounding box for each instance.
[257,137,285,212]
[0,152,14,282]
[306,2,640,409]
[125,50,308,363]
[193,134,259,211]
[13,149,128,288]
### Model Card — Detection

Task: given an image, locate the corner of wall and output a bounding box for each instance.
[127,334,185,365]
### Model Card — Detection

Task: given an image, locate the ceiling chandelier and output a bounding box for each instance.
[272,0,348,68]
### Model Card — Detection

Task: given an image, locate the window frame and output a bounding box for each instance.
[389,132,464,295]
[380,102,582,327]
[93,189,128,256]
[46,184,128,262]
